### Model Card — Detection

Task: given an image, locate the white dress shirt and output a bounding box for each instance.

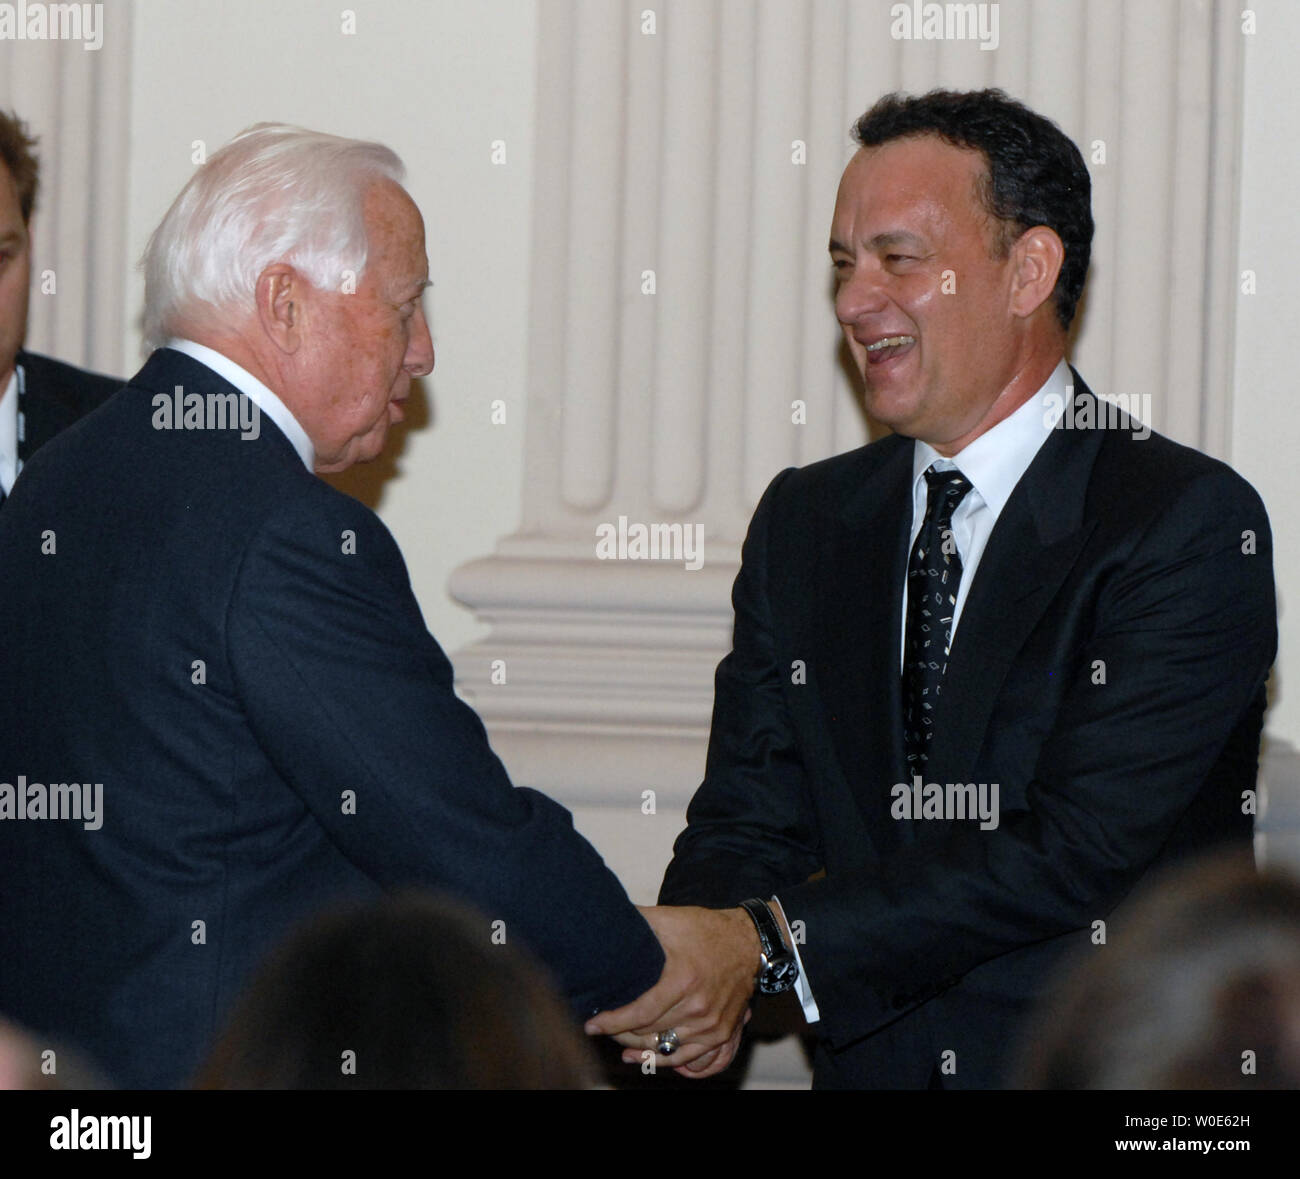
[901,358,1072,669]
[164,338,316,471]
[1,367,20,495]
[778,358,1073,1023]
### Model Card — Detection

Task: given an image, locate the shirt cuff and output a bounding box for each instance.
[770,895,820,1024]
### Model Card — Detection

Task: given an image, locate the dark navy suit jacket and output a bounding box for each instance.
[0,348,662,1087]
[13,348,121,466]
[661,372,1276,1088]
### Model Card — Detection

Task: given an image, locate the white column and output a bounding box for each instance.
[1,6,132,375]
[451,0,1243,1088]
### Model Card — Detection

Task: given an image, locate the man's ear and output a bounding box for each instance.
[1007,226,1065,321]
[255,263,303,354]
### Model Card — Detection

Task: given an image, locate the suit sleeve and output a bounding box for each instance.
[780,465,1276,1048]
[225,491,664,1017]
[660,468,825,906]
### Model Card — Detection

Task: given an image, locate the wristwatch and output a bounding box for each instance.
[740,898,799,994]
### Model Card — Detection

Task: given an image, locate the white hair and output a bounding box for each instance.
[141,123,405,348]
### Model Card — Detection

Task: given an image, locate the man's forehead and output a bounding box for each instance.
[362,180,427,286]
[832,138,986,235]
[364,179,422,233]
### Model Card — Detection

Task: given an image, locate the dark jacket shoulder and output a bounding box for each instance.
[18,348,123,459]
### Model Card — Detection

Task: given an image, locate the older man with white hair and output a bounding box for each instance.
[0,125,681,1088]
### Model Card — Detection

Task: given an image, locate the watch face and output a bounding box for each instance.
[758,953,799,995]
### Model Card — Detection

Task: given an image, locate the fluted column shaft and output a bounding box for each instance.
[452,0,1241,801]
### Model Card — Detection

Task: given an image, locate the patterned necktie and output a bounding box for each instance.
[902,465,972,773]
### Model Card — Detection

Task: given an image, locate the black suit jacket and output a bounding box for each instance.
[661,372,1276,1088]
[14,348,120,463]
[0,348,663,1088]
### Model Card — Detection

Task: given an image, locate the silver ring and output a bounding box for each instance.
[655,1028,680,1056]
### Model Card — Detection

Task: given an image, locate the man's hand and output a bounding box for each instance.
[584,905,759,1079]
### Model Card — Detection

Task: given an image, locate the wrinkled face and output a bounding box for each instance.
[830,136,1024,450]
[294,180,434,472]
[0,161,31,390]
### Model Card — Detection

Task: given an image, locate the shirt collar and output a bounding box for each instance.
[911,358,1071,518]
[163,338,315,471]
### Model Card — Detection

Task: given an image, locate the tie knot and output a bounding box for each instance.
[923,464,971,520]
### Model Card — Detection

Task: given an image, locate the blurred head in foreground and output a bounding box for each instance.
[197,891,596,1089]
[0,1016,110,1089]
[1017,851,1300,1088]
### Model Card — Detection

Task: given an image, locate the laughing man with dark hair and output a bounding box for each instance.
[592,88,1277,1088]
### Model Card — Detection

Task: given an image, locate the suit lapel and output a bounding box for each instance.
[814,437,913,849]
[924,376,1107,787]
[16,353,76,460]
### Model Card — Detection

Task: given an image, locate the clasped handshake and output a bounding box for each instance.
[583,902,794,1079]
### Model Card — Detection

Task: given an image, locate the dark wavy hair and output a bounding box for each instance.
[853,89,1093,332]
[195,891,597,1090]
[0,109,39,223]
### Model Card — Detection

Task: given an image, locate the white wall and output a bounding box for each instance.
[1235,0,1298,739]
[123,0,537,654]
[1234,0,1300,864]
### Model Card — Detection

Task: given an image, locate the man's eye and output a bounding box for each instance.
[886,254,916,263]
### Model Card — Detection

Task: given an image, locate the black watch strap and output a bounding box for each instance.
[740,898,799,994]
